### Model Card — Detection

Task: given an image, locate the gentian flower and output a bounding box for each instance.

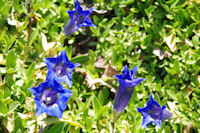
[29,79,73,118]
[113,65,145,113]
[44,50,80,87]
[136,95,173,128]
[63,0,96,35]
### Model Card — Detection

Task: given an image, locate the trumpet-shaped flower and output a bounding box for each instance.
[113,65,145,113]
[136,95,173,128]
[63,0,96,35]
[44,50,80,87]
[29,79,73,118]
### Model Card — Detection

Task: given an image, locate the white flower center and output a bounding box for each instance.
[46,97,51,102]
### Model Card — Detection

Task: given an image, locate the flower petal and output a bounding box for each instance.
[75,0,82,13]
[161,107,173,121]
[48,104,63,119]
[148,94,161,108]
[131,78,145,86]
[113,86,133,112]
[122,65,131,80]
[67,10,76,19]
[60,50,70,64]
[141,114,153,128]
[153,120,162,128]
[113,74,123,81]
[57,90,72,111]
[130,66,137,78]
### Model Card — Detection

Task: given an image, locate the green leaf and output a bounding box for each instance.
[71,55,90,64]
[44,122,65,133]
[154,93,160,105]
[0,90,3,99]
[6,68,14,74]
[8,101,20,114]
[152,9,165,18]
[145,6,156,16]
[165,125,171,132]
[5,75,15,88]
[92,95,102,116]
[173,59,180,73]
[96,106,109,120]
[0,3,11,16]
[26,62,36,79]
[6,49,17,68]
[14,113,23,132]
[192,35,199,47]
[142,18,151,33]
[177,92,186,105]
[0,100,7,116]
[13,0,19,11]
[93,15,99,25]
[44,118,59,126]
[186,23,196,37]
[98,90,104,105]
[120,0,134,5]
[141,35,152,49]
[167,90,178,101]
[97,88,109,105]
[86,116,95,132]
[122,13,134,25]
[7,35,16,52]
[29,29,38,46]
[0,0,5,9]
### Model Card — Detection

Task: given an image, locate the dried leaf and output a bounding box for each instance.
[183,123,194,133]
[35,62,46,69]
[35,70,46,81]
[18,112,34,119]
[165,34,177,52]
[87,75,115,92]
[0,54,6,65]
[42,33,56,51]
[93,9,108,15]
[48,48,57,57]
[94,56,105,68]
[167,101,176,110]
[102,64,118,79]
[164,50,172,58]
[153,47,164,60]
[197,75,200,83]
[76,68,115,92]
[153,47,172,60]
[187,0,200,4]
[2,114,14,133]
[185,39,193,47]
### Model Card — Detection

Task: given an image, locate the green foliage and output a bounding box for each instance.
[0,0,200,132]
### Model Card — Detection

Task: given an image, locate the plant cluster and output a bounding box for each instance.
[0,0,200,132]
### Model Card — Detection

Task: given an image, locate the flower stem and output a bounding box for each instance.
[27,0,32,45]
[111,122,115,133]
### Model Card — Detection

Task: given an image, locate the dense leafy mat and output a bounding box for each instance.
[0,0,200,132]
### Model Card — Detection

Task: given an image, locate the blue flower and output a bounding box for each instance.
[43,50,80,88]
[136,95,173,128]
[113,65,145,113]
[29,79,73,118]
[63,0,96,35]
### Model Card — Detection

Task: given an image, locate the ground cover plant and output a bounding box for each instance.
[0,0,200,132]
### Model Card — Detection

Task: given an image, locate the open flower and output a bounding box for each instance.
[63,0,96,35]
[136,95,173,128]
[29,79,73,118]
[44,50,80,87]
[113,65,145,113]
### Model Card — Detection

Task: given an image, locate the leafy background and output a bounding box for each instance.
[0,0,200,132]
